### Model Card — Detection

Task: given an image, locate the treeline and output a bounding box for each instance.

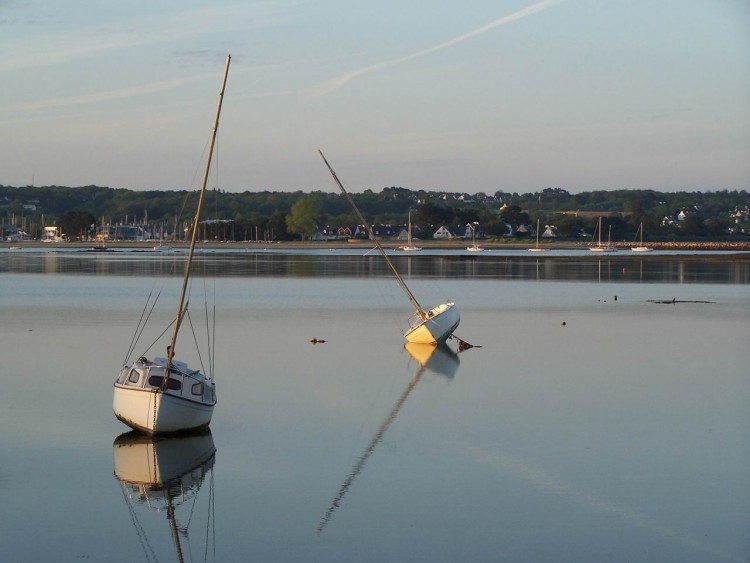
[0,184,747,241]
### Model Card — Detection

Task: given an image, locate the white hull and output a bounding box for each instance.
[590,246,617,253]
[527,247,549,252]
[400,245,422,251]
[114,358,216,435]
[631,246,653,252]
[405,302,460,345]
[467,245,484,252]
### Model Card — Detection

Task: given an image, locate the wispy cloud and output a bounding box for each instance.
[0,2,286,73]
[0,62,281,113]
[311,0,563,97]
[1,74,217,113]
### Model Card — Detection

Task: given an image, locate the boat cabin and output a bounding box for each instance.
[116,357,215,404]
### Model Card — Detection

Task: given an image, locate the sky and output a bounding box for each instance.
[1,0,748,194]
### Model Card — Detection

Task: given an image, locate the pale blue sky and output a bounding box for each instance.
[1,0,748,193]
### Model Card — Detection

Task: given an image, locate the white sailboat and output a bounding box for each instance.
[589,216,617,253]
[631,222,653,252]
[466,222,484,252]
[528,218,550,252]
[113,430,216,561]
[400,209,421,251]
[319,150,460,345]
[113,55,230,434]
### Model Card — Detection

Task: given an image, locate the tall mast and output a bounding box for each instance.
[318,150,426,319]
[407,210,412,246]
[167,54,231,369]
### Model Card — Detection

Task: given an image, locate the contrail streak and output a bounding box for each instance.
[312,0,563,97]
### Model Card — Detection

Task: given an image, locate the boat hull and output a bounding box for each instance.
[114,385,214,435]
[631,246,653,252]
[405,302,460,345]
[589,247,617,253]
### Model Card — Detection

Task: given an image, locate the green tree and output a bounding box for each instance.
[499,205,530,229]
[268,211,291,240]
[554,215,585,238]
[57,210,96,241]
[286,196,320,239]
[680,214,706,237]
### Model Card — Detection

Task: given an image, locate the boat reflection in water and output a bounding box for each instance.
[318,343,459,533]
[403,342,460,379]
[113,430,216,562]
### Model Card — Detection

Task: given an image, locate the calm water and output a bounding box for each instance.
[0,249,748,562]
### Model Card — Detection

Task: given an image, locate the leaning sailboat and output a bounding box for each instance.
[113,55,231,434]
[318,150,460,345]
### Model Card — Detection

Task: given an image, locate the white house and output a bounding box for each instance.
[432,225,454,239]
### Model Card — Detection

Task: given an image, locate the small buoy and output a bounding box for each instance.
[561,321,566,326]
[614,295,618,301]
[310,337,326,344]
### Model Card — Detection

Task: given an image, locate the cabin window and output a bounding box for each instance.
[148,375,182,391]
[191,382,204,396]
[128,369,140,384]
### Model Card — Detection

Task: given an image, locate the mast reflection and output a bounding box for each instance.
[113,430,216,562]
[317,343,459,533]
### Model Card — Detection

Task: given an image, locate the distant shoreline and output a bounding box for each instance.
[4,239,750,252]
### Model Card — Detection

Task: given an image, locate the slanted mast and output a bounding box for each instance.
[318,150,428,321]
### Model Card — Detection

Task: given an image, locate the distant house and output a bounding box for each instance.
[336,226,353,238]
[433,225,454,239]
[515,224,530,237]
[541,225,558,238]
[41,226,64,242]
[370,225,401,239]
[310,224,355,240]
[310,230,332,241]
[462,223,482,239]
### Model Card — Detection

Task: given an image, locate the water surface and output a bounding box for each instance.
[0,251,747,562]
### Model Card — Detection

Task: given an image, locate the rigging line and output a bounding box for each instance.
[208,465,216,562]
[211,282,216,380]
[212,135,220,221]
[139,317,178,359]
[123,287,155,365]
[119,482,159,563]
[175,131,213,235]
[202,276,213,381]
[186,309,207,376]
[127,284,165,362]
